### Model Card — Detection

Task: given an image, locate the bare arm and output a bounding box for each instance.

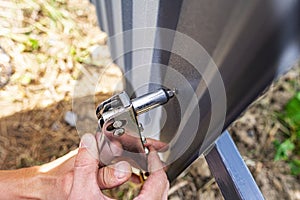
[0,150,76,199]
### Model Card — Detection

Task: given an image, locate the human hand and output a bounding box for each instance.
[133,146,169,200]
[68,133,132,200]
[0,134,131,200]
[0,133,168,200]
[69,133,169,200]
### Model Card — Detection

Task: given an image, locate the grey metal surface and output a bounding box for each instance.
[205,131,264,200]
[92,0,300,181]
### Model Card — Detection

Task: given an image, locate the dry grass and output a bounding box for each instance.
[0,0,108,118]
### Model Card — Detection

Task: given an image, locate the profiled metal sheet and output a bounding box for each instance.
[93,0,300,181]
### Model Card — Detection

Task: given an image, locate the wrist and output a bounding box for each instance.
[35,170,70,200]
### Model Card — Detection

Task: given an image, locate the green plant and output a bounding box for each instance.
[275,91,300,175]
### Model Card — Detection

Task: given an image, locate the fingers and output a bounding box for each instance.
[134,149,169,200]
[147,146,165,173]
[98,161,132,189]
[72,134,131,190]
[144,138,169,152]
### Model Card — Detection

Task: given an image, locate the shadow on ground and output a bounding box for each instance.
[0,93,110,170]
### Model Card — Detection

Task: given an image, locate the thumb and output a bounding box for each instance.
[69,134,100,198]
[75,133,99,168]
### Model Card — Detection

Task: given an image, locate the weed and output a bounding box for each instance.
[275,91,300,176]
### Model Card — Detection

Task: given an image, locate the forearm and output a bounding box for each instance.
[0,167,43,199]
[0,150,76,200]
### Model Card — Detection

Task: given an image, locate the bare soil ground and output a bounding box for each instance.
[0,0,299,199]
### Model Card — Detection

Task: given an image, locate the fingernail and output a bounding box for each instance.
[114,161,130,179]
[80,133,99,160]
[80,134,94,148]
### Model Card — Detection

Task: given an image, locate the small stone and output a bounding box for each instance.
[237,130,255,147]
[89,45,111,66]
[64,111,77,127]
[51,122,60,131]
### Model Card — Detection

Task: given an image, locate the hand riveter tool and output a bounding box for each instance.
[95,88,176,172]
